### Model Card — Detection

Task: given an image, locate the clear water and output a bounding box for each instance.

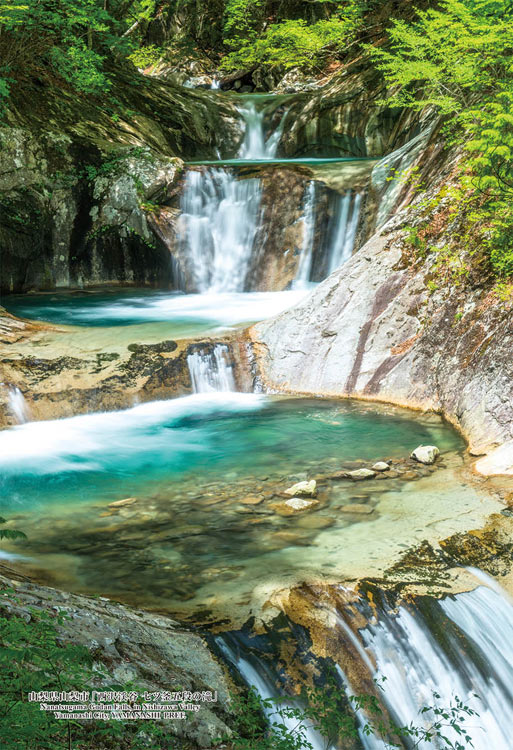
[0,392,495,624]
[0,394,461,507]
[3,289,306,331]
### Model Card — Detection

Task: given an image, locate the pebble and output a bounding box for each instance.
[372,462,390,472]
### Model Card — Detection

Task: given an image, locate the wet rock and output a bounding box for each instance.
[0,574,234,747]
[270,498,319,516]
[108,497,137,508]
[271,530,311,546]
[285,498,318,512]
[372,462,390,472]
[402,470,420,480]
[346,468,376,480]
[240,495,264,505]
[284,480,317,497]
[411,445,440,465]
[339,504,374,515]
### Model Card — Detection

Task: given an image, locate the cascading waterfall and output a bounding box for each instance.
[293,181,317,290]
[178,98,287,292]
[6,385,30,424]
[221,578,513,750]
[356,579,513,749]
[187,345,236,393]
[178,169,262,292]
[237,98,284,160]
[326,191,362,275]
[215,634,328,750]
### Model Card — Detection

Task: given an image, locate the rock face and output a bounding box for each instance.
[1,77,240,293]
[278,60,434,159]
[0,319,253,426]
[0,573,234,748]
[250,133,513,460]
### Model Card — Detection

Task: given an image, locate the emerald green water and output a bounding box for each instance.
[0,391,498,625]
[4,289,305,330]
[0,393,460,509]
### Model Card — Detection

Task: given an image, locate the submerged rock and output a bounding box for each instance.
[240,495,265,505]
[284,480,317,497]
[270,496,319,515]
[285,498,318,512]
[108,497,137,508]
[340,504,374,515]
[346,468,377,480]
[411,445,440,465]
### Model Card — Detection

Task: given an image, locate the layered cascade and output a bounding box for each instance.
[216,573,513,749]
[175,95,365,293]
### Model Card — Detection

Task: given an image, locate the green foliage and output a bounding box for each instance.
[221,15,357,73]
[368,0,513,279]
[0,0,164,111]
[128,43,164,70]
[221,670,478,749]
[220,2,365,73]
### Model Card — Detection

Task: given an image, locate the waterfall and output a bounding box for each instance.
[178,169,262,292]
[187,345,236,393]
[7,386,30,424]
[293,182,317,290]
[357,582,513,749]
[216,634,328,750]
[326,191,362,275]
[237,99,283,160]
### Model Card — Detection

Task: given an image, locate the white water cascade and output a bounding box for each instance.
[238,98,284,160]
[6,385,30,424]
[326,190,362,275]
[178,169,262,292]
[216,635,329,750]
[178,98,288,291]
[358,580,513,749]
[187,345,236,393]
[293,181,317,290]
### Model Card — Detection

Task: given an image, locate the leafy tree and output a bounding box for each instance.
[0,0,159,109]
[368,0,513,278]
[220,1,371,73]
